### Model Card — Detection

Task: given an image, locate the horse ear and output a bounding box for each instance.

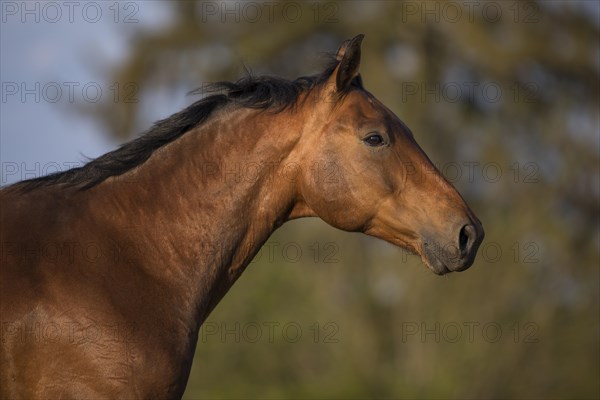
[335,39,351,61]
[335,34,364,92]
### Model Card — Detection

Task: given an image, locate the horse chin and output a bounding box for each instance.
[420,251,453,275]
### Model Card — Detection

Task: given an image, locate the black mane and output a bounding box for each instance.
[11,59,354,192]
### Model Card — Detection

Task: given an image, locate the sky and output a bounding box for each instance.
[0,1,173,185]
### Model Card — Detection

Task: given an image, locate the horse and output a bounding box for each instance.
[0,35,483,398]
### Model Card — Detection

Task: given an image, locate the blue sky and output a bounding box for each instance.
[0,1,173,185]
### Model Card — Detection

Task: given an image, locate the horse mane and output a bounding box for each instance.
[10,57,361,192]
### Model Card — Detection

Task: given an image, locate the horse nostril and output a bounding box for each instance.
[459,224,473,255]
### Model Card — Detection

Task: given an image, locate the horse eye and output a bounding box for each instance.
[363,133,385,147]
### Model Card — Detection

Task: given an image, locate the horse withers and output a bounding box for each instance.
[0,35,483,398]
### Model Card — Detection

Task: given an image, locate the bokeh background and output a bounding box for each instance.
[1,1,598,398]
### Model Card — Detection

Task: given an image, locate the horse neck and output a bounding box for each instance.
[86,105,306,324]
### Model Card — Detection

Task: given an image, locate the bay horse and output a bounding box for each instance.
[0,35,483,398]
